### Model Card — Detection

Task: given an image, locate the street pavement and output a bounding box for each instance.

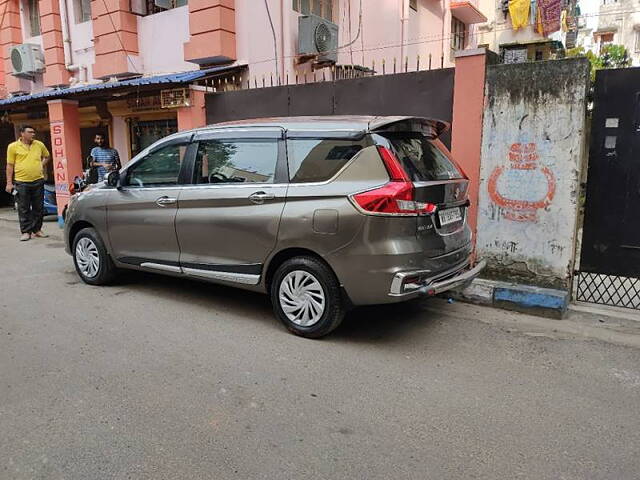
[1,213,640,480]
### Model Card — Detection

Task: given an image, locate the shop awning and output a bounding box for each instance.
[451,1,488,24]
[0,64,243,107]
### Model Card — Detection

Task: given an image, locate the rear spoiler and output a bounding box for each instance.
[369,116,450,139]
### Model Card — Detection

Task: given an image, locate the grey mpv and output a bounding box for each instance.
[65,116,485,338]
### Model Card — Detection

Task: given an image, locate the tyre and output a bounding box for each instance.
[72,227,117,285]
[270,256,345,338]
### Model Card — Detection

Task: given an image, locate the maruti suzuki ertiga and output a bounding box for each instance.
[65,116,485,338]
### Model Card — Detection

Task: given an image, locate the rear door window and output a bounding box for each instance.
[287,138,369,183]
[194,139,278,184]
[382,133,463,181]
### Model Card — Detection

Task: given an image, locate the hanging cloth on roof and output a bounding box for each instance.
[537,0,562,36]
[501,0,510,18]
[509,0,530,30]
[536,4,544,34]
[560,9,568,32]
[530,0,538,25]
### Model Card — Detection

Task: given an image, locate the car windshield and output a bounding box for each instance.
[381,132,463,182]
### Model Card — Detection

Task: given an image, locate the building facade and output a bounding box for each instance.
[0,0,489,212]
[475,0,574,62]
[589,0,640,64]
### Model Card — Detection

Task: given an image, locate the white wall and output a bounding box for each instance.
[137,6,198,75]
[112,116,130,164]
[235,0,463,84]
[476,59,589,290]
[62,3,197,82]
[67,0,96,81]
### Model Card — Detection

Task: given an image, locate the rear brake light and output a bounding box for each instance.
[351,147,437,216]
[377,146,410,181]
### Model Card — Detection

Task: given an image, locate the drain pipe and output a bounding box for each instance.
[280,0,285,83]
[58,0,80,78]
[400,0,409,69]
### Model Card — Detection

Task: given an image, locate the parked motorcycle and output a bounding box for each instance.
[62,168,95,221]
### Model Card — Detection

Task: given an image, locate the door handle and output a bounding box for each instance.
[156,196,177,207]
[248,191,275,204]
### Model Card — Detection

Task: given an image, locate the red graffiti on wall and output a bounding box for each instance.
[487,143,556,222]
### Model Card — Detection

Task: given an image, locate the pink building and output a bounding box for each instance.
[0,0,487,214]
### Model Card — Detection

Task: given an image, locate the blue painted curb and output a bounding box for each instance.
[493,285,569,319]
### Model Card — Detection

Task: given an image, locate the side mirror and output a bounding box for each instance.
[106,170,121,188]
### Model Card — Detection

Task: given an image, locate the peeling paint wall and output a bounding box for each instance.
[477,58,590,290]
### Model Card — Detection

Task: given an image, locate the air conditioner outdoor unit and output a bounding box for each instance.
[298,14,339,64]
[10,44,45,78]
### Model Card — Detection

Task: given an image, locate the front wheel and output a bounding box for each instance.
[270,256,345,338]
[72,227,117,285]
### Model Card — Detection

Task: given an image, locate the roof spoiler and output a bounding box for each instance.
[369,116,450,139]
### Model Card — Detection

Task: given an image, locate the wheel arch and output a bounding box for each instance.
[264,247,353,309]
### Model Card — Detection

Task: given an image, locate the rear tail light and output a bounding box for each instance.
[377,146,410,181]
[350,146,437,216]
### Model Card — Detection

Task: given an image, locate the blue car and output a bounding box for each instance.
[43,183,57,216]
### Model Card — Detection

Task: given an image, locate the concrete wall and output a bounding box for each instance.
[138,6,196,75]
[235,0,482,83]
[111,115,129,164]
[476,58,590,290]
[68,1,96,81]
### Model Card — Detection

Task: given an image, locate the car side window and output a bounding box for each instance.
[194,139,279,184]
[286,138,368,183]
[126,142,189,187]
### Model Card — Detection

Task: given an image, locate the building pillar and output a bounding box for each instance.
[451,48,491,250]
[91,0,140,78]
[177,87,207,131]
[47,99,83,222]
[39,0,70,87]
[0,0,24,96]
[184,0,236,65]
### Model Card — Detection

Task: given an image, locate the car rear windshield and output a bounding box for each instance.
[381,132,463,181]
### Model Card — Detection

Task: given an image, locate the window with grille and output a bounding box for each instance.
[74,0,92,23]
[23,0,41,36]
[600,32,614,44]
[130,0,187,16]
[451,17,466,51]
[293,0,333,22]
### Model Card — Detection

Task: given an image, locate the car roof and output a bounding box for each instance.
[191,115,449,136]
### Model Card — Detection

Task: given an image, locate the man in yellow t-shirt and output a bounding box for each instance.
[4,125,51,241]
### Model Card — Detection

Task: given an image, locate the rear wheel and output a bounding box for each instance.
[270,256,345,338]
[72,227,117,285]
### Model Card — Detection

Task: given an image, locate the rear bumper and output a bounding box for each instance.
[389,259,486,298]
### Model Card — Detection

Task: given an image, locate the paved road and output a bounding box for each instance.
[1,218,640,480]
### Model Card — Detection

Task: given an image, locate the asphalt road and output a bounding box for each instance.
[1,218,640,480]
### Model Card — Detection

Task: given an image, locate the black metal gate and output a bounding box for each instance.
[205,69,455,148]
[576,67,640,308]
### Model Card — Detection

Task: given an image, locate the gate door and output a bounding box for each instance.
[577,67,640,308]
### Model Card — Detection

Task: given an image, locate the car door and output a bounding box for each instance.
[175,128,288,285]
[107,136,196,271]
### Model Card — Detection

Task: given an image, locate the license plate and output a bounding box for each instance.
[438,207,462,226]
